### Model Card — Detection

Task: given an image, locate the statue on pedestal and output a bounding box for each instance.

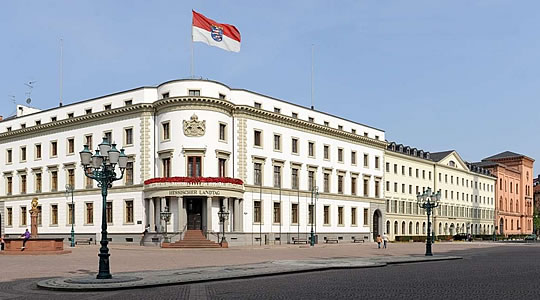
[30,197,39,238]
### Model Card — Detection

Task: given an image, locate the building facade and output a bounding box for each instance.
[385,142,496,241]
[0,79,387,245]
[475,152,535,235]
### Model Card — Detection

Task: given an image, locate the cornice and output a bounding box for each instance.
[234,105,387,150]
[154,96,235,115]
[0,104,154,141]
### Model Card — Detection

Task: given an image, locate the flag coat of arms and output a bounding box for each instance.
[192,10,241,52]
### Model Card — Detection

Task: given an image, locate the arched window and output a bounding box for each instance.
[510,199,513,212]
[423,222,426,234]
[394,221,398,235]
[438,222,442,234]
[449,160,456,167]
[516,200,519,213]
[409,222,413,235]
[511,219,514,230]
[517,220,520,230]
[386,220,391,235]
[505,219,508,230]
[402,221,406,235]
[416,222,419,235]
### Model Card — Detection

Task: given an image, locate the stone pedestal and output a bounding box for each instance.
[1,238,70,255]
[30,209,39,238]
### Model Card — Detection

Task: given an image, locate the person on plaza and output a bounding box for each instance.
[20,229,30,250]
[382,233,389,249]
[140,224,150,246]
[376,234,382,249]
[0,234,4,251]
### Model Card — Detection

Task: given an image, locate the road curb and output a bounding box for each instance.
[37,255,461,292]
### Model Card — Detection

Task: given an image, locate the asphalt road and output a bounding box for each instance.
[1,243,539,299]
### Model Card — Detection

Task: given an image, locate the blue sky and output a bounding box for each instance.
[1,1,539,174]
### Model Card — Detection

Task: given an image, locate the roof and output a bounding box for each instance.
[429,150,454,162]
[482,151,524,161]
[471,161,500,168]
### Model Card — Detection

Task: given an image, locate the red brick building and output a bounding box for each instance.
[475,152,535,235]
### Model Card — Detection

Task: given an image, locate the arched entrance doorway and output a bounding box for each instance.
[499,218,504,235]
[372,210,382,240]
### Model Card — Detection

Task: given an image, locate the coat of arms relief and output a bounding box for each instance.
[183,114,206,137]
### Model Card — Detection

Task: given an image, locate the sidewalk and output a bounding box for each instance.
[1,241,500,283]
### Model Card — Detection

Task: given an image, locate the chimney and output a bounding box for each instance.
[0,115,3,121]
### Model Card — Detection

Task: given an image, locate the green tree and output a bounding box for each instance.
[534,208,540,235]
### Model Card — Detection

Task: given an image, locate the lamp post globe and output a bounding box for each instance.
[417,188,440,256]
[218,207,230,246]
[80,136,127,280]
[65,184,75,248]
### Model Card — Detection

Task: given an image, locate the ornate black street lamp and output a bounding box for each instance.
[417,187,441,256]
[80,137,127,279]
[160,207,172,243]
[310,186,319,247]
[218,206,230,246]
[65,184,75,248]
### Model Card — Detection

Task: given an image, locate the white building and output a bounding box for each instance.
[0,79,387,245]
[384,142,496,241]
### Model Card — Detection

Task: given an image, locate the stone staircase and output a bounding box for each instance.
[162,230,221,248]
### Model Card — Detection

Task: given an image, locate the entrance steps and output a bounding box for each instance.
[162,230,222,248]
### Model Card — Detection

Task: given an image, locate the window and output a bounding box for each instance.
[21,206,27,226]
[274,107,281,114]
[51,171,58,191]
[104,104,112,110]
[188,90,200,96]
[67,113,74,118]
[386,181,390,192]
[85,135,93,150]
[67,203,75,225]
[162,122,170,141]
[124,128,133,146]
[219,93,226,100]
[254,130,262,147]
[125,200,134,223]
[291,138,298,154]
[273,165,281,188]
[352,151,357,165]
[7,207,12,226]
[338,148,343,162]
[324,145,330,160]
[124,100,133,106]
[351,177,357,195]
[51,204,58,225]
[67,138,75,154]
[37,206,42,226]
[21,123,26,129]
[338,175,344,194]
[51,141,58,157]
[308,117,314,123]
[254,102,262,109]
[6,127,11,132]
[363,154,369,167]
[68,169,75,187]
[375,180,380,198]
[324,205,330,225]
[292,112,298,119]
[409,167,412,176]
[86,168,93,188]
[324,121,329,126]
[324,173,330,193]
[21,146,26,161]
[291,168,299,189]
[351,129,357,134]
[374,156,379,169]
[393,164,397,174]
[219,123,227,141]
[85,108,92,114]
[106,202,113,224]
[125,162,134,185]
[51,116,57,122]
[363,179,369,197]
[363,208,369,225]
[254,200,262,223]
[308,142,315,157]
[187,156,201,177]
[338,125,343,130]
[162,158,171,177]
[35,173,42,193]
[6,149,12,163]
[20,174,27,194]
[351,207,357,225]
[338,207,344,225]
[273,134,281,151]
[308,170,315,191]
[254,163,262,185]
[85,203,94,224]
[35,144,41,159]
[291,203,299,224]
[273,202,281,223]
[308,204,314,224]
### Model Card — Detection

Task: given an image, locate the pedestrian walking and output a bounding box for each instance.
[376,234,382,249]
[20,229,30,250]
[382,233,389,249]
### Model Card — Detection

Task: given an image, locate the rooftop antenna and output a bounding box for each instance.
[24,81,37,105]
[59,38,63,107]
[310,44,314,110]
[8,95,16,116]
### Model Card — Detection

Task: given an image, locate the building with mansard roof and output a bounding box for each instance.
[384,142,496,241]
[0,79,387,246]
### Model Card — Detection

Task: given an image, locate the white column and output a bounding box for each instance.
[206,196,213,232]
[223,197,230,232]
[233,198,240,232]
[177,196,184,232]
[149,198,155,232]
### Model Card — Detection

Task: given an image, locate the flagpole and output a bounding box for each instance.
[191,33,194,79]
[311,44,314,110]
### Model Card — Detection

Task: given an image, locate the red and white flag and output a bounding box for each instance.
[192,10,241,52]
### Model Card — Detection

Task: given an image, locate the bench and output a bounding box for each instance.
[75,238,92,245]
[325,238,339,244]
[353,235,368,243]
[293,239,308,244]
